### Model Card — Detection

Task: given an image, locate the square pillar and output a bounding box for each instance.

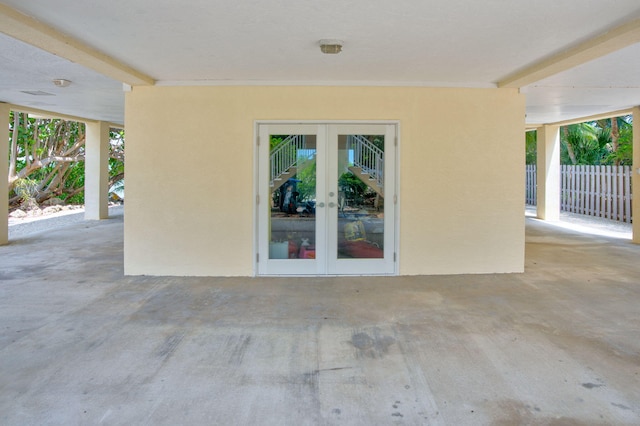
[85,121,110,220]
[536,124,561,221]
[0,103,9,244]
[633,106,640,243]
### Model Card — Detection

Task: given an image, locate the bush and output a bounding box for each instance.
[14,178,39,209]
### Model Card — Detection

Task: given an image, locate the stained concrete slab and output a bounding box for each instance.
[1,208,639,425]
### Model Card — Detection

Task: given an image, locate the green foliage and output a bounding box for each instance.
[525,131,537,165]
[296,161,316,202]
[270,135,285,150]
[339,172,367,205]
[109,128,125,193]
[603,119,633,165]
[63,162,86,204]
[8,111,126,206]
[557,116,633,165]
[527,116,633,166]
[65,192,85,205]
[109,158,124,181]
[14,177,38,205]
[560,123,605,165]
[368,135,384,151]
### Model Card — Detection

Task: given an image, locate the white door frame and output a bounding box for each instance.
[254,121,400,276]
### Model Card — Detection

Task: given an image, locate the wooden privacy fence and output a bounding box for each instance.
[525,165,537,206]
[525,165,633,223]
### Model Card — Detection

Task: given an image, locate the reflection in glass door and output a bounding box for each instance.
[269,134,317,259]
[336,134,384,259]
[327,125,395,275]
[258,124,326,275]
[257,123,396,276]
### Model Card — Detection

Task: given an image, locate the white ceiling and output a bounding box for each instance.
[0,32,125,123]
[1,0,640,125]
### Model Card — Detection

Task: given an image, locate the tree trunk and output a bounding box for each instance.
[109,172,125,188]
[610,118,620,166]
[8,113,19,179]
[563,127,577,165]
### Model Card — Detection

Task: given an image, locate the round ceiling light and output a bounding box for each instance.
[319,39,343,54]
[52,79,72,88]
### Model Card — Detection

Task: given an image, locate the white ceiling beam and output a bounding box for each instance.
[547,108,634,127]
[499,17,640,89]
[8,103,98,123]
[525,108,634,129]
[0,3,154,86]
[8,103,125,127]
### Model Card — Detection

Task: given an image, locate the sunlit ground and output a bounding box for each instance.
[525,205,632,240]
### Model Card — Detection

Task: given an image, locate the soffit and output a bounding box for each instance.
[523,42,640,124]
[1,0,640,125]
[0,32,124,123]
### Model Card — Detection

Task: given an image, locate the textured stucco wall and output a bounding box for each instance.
[124,86,525,276]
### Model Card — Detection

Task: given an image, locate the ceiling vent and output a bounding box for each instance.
[21,90,55,96]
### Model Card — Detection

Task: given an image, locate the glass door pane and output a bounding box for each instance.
[258,124,326,276]
[336,134,385,259]
[327,124,396,275]
[269,134,317,260]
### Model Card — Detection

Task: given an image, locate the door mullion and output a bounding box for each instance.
[314,124,328,274]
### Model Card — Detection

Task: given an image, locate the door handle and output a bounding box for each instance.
[328,202,336,208]
[318,202,325,208]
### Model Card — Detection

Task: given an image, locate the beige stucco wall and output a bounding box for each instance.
[124,86,525,276]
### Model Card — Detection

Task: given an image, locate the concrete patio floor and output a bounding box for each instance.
[1,209,639,425]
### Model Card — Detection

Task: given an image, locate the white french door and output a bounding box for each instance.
[256,123,397,276]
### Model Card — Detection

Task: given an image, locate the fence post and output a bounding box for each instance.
[526,165,537,205]
[612,166,618,221]
[580,165,585,215]
[532,165,537,206]
[595,166,600,217]
[606,165,613,220]
[624,166,631,223]
[588,166,595,216]
[617,165,624,222]
[571,166,577,213]
[560,165,565,211]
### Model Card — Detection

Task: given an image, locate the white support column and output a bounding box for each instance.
[0,103,9,244]
[633,106,640,243]
[536,124,561,221]
[85,121,110,220]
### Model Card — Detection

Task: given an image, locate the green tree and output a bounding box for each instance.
[109,128,125,195]
[526,115,632,167]
[296,161,316,202]
[596,115,633,166]
[7,111,125,208]
[525,130,537,165]
[560,123,606,165]
[338,172,368,205]
[605,122,633,165]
